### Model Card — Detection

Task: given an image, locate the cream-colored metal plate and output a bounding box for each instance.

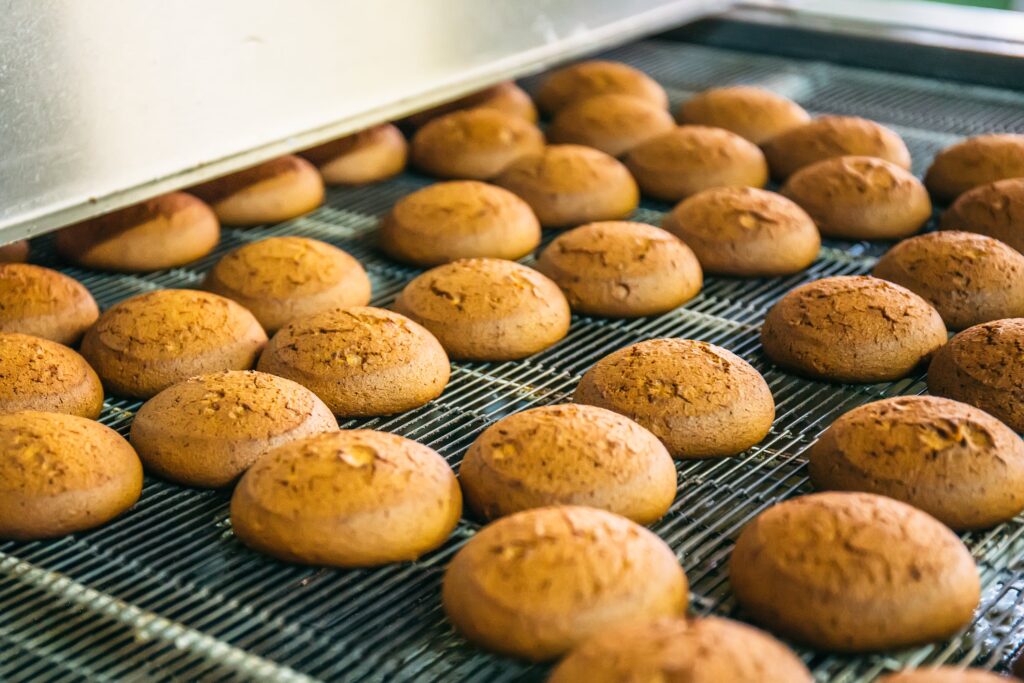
[0,0,726,243]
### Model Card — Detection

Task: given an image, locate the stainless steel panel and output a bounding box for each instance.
[0,0,726,243]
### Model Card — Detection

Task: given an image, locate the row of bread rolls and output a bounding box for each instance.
[2,258,1021,678]
[2,61,1022,683]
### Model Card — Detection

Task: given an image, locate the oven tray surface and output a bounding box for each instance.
[3,39,1024,682]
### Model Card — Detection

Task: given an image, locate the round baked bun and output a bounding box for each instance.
[763,116,911,180]
[925,134,1024,203]
[624,126,768,202]
[535,60,668,115]
[547,94,676,157]
[301,124,407,186]
[730,491,980,651]
[130,370,338,488]
[0,264,99,346]
[678,86,810,145]
[231,429,461,567]
[393,258,570,361]
[460,404,677,524]
[662,187,819,276]
[441,505,687,661]
[0,333,104,419]
[203,236,371,334]
[940,177,1024,254]
[928,318,1024,433]
[872,231,1024,330]
[494,144,639,228]
[56,192,219,272]
[550,616,813,683]
[781,156,931,240]
[760,276,946,383]
[575,338,774,459]
[0,411,142,540]
[536,221,702,317]
[378,181,540,266]
[190,155,324,226]
[256,307,449,417]
[80,289,267,399]
[411,108,544,180]
[809,395,1024,530]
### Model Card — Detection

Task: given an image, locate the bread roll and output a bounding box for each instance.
[624,126,768,202]
[56,192,219,272]
[925,134,1024,203]
[678,86,810,145]
[535,60,667,115]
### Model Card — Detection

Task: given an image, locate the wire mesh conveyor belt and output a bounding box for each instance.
[3,38,1024,682]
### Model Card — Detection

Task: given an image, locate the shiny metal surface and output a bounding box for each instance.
[736,0,1024,61]
[0,0,726,243]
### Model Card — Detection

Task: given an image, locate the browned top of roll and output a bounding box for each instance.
[0,411,139,500]
[546,93,676,157]
[763,116,911,180]
[83,289,265,362]
[941,177,1024,254]
[535,60,668,115]
[678,86,810,144]
[207,236,366,299]
[925,133,1024,203]
[549,616,813,683]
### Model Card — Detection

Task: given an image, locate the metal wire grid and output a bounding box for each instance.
[2,39,1024,682]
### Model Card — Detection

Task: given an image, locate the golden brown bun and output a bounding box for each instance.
[0,411,142,540]
[460,404,676,524]
[809,395,1024,530]
[763,116,911,180]
[926,134,1024,204]
[257,306,449,416]
[662,187,819,276]
[190,155,325,226]
[549,616,813,683]
[0,333,103,419]
[624,126,768,202]
[781,155,931,240]
[880,669,1019,683]
[536,221,701,317]
[678,86,810,145]
[55,193,219,272]
[393,258,570,361]
[761,275,947,383]
[941,177,1024,254]
[80,289,267,399]
[730,491,980,651]
[546,94,676,157]
[494,144,639,228]
[301,124,407,185]
[405,81,538,128]
[928,318,1024,433]
[130,370,338,488]
[442,505,687,661]
[575,338,774,458]
[873,231,1024,330]
[231,429,461,567]
[203,236,371,333]
[0,264,99,346]
[411,108,544,180]
[535,60,668,115]
[0,240,29,263]
[378,181,540,266]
